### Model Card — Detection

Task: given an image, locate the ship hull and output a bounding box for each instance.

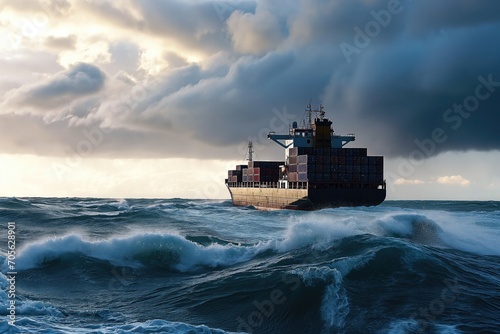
[227,186,386,210]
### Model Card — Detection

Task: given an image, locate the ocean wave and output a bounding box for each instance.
[73,198,131,212]
[7,233,263,272]
[0,197,33,209]
[279,211,448,250]
[299,209,500,256]
[5,209,498,275]
[2,219,398,274]
[382,319,462,334]
[2,318,239,334]
[375,213,446,246]
[0,273,63,318]
[291,266,349,330]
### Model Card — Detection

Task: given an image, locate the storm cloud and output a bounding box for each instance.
[1,0,500,160]
[3,63,105,111]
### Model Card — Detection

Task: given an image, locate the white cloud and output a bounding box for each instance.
[227,10,284,55]
[2,62,105,112]
[394,178,426,185]
[436,175,471,186]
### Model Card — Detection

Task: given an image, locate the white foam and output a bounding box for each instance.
[8,232,265,272]
[382,320,462,334]
[0,272,8,304]
[375,209,500,255]
[429,211,500,256]
[6,206,499,274]
[115,198,130,210]
[17,300,63,317]
[308,207,500,256]
[8,318,240,334]
[383,319,420,334]
[329,253,377,277]
[0,272,62,318]
[276,215,366,252]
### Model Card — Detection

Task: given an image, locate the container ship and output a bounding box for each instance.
[225,104,386,210]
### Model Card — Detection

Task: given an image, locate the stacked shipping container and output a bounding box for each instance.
[287,147,383,185]
[241,161,283,183]
[227,148,383,187]
[227,165,247,182]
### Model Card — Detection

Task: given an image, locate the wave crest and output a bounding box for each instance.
[8,233,263,272]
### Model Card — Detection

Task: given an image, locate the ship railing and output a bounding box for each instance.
[229,181,384,190]
[227,181,309,190]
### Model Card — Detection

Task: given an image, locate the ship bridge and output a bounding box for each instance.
[267,104,355,155]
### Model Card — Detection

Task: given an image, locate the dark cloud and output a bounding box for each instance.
[2,0,500,161]
[4,63,105,110]
[329,19,500,156]
[406,0,500,34]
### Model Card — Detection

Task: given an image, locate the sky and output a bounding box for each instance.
[0,0,499,200]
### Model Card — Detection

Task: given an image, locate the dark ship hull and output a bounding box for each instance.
[227,186,386,211]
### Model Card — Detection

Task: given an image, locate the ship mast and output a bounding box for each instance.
[247,141,254,162]
[306,102,312,128]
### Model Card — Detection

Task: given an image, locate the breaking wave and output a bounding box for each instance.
[6,210,499,276]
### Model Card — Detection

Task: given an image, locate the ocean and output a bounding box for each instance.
[0,197,499,334]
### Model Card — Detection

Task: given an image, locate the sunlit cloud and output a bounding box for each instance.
[436,175,471,187]
[394,178,426,185]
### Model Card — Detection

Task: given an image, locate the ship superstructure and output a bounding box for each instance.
[225,104,386,210]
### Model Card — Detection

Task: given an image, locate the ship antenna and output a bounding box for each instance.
[319,104,325,121]
[306,101,313,128]
[247,141,254,162]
